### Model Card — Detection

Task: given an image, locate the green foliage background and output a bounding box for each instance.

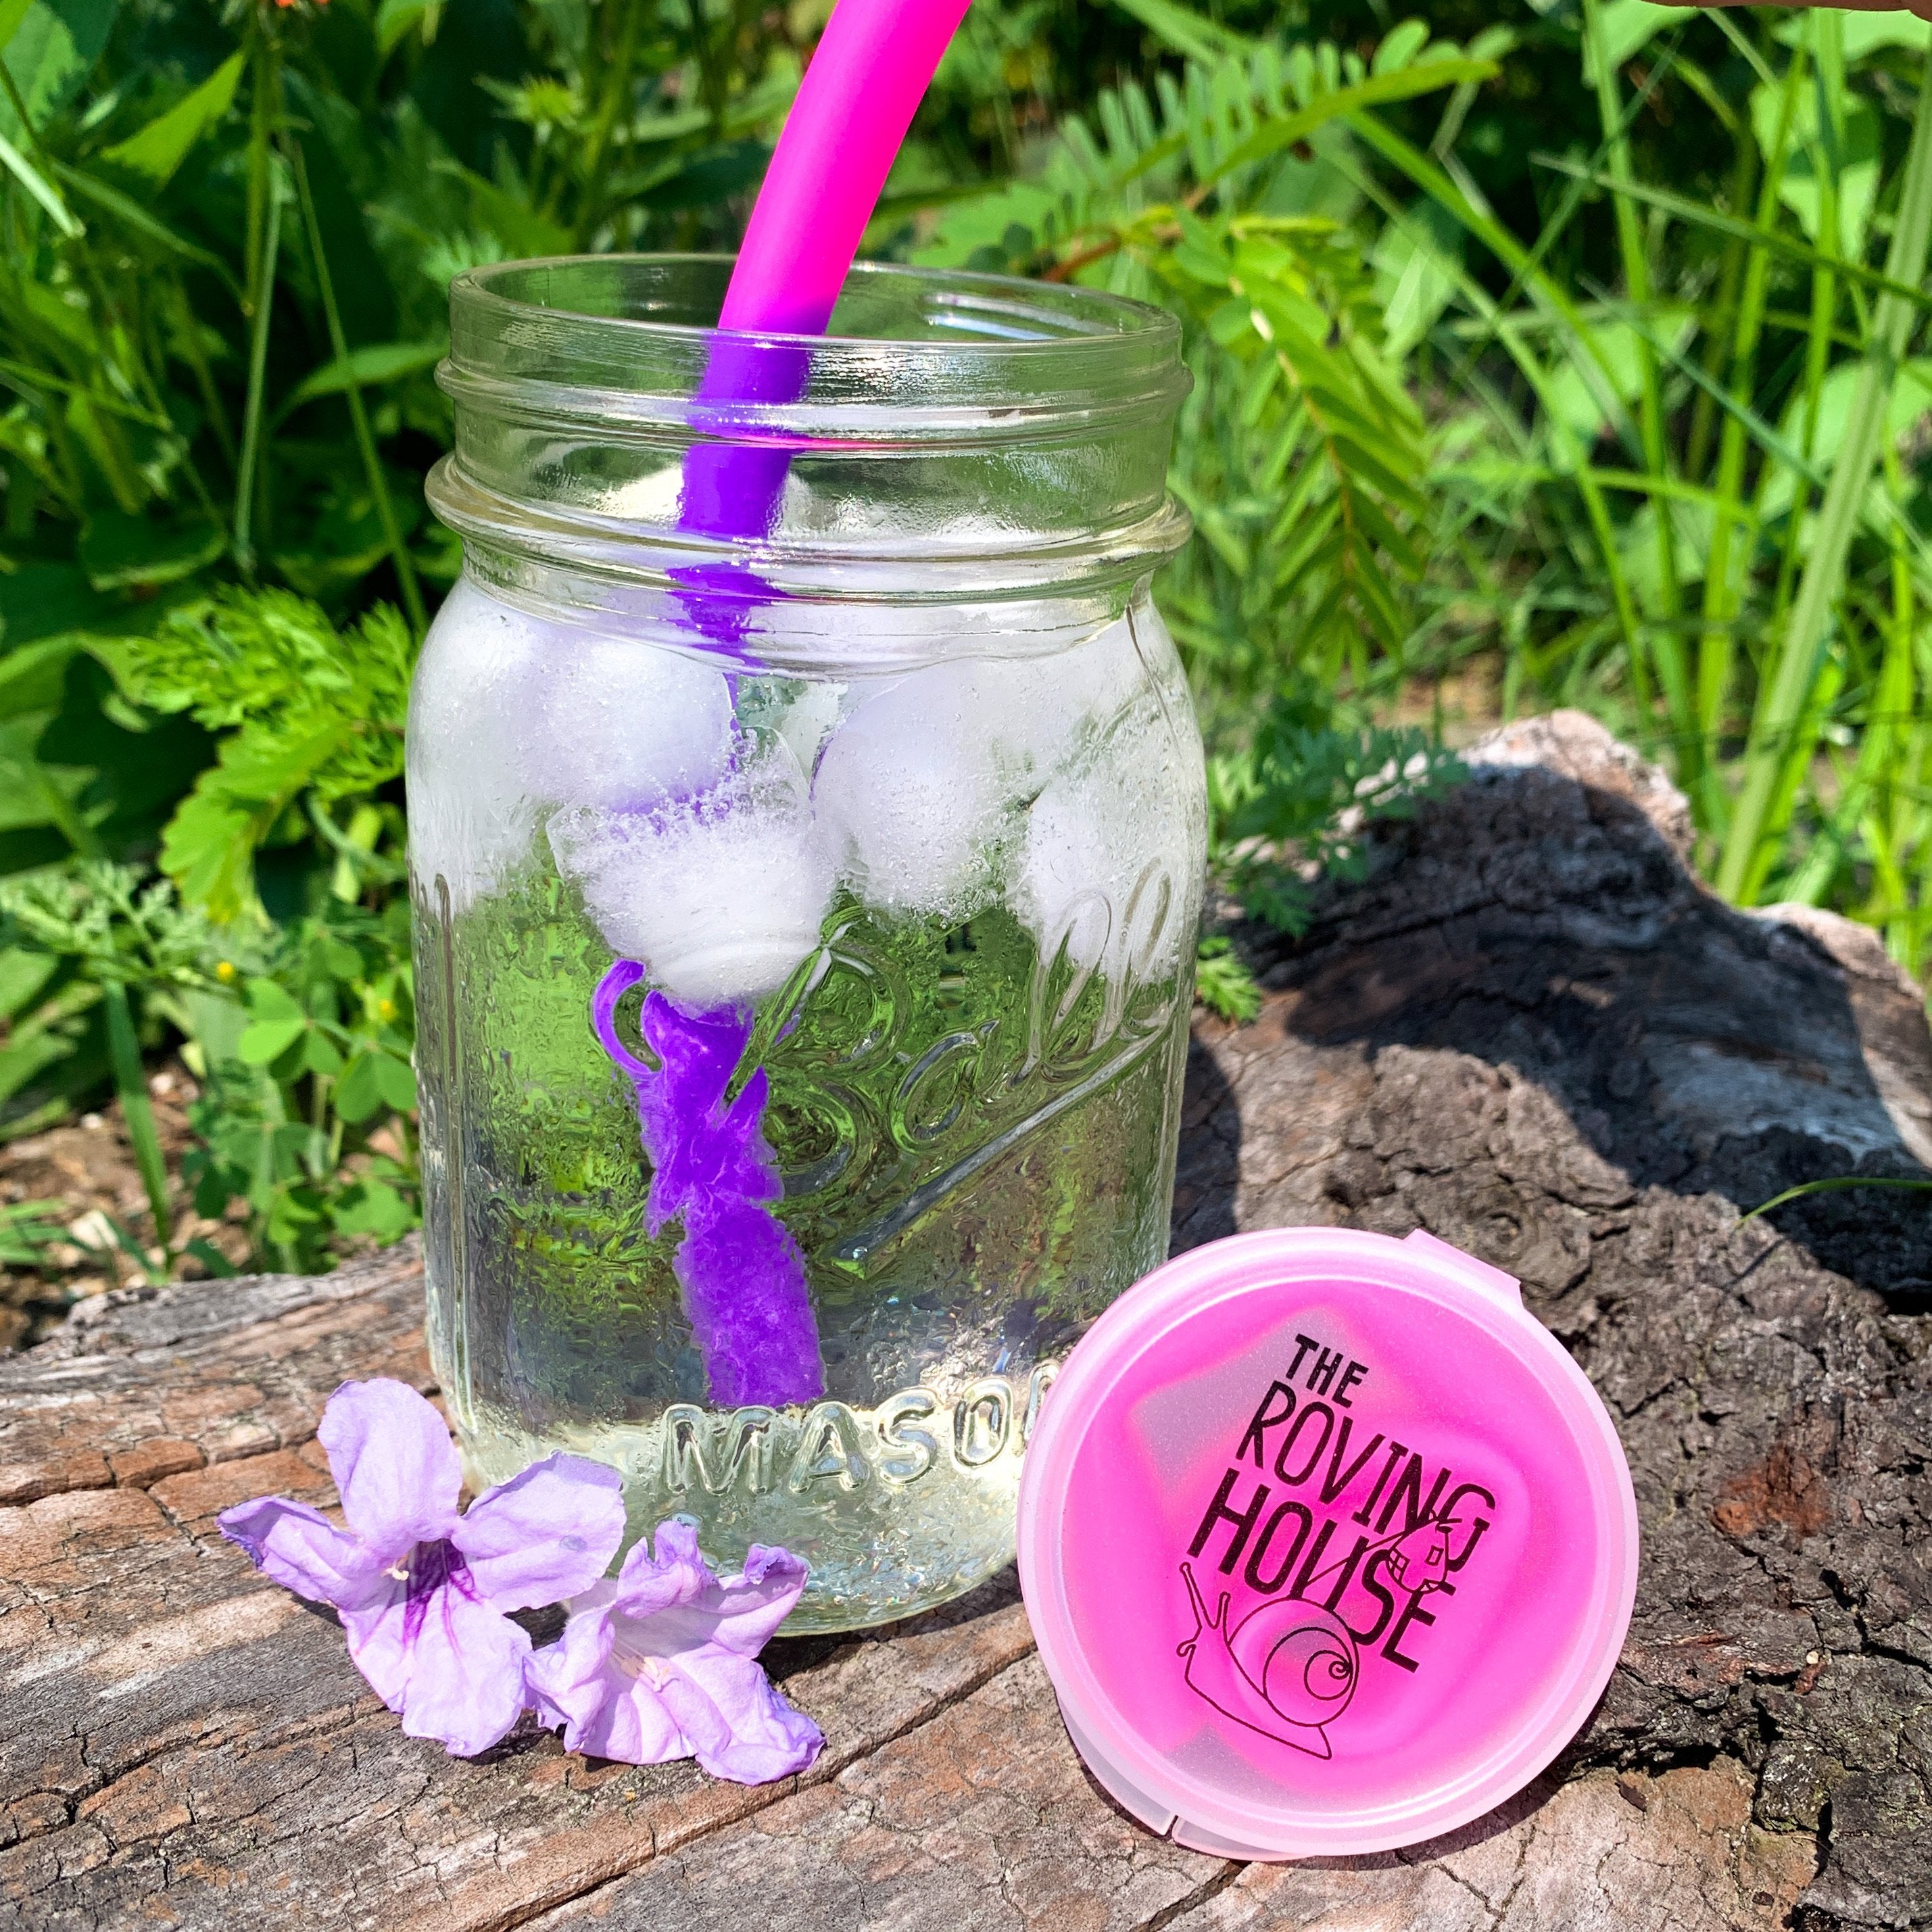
[1,0,1929,1277]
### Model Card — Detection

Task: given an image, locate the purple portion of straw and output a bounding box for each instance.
[679,339,813,545]
[671,0,977,614]
[584,1,975,1401]
[593,962,825,1408]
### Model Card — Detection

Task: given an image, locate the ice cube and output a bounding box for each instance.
[810,614,1151,921]
[550,743,836,1007]
[406,578,544,914]
[773,679,846,779]
[811,661,1013,919]
[1013,698,1205,986]
[516,625,735,814]
[1007,612,1147,775]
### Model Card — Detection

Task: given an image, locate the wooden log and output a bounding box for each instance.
[1,712,1926,1931]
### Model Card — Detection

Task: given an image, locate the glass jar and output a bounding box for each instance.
[411,255,1203,1630]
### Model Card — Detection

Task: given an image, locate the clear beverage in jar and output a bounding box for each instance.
[411,256,1203,1629]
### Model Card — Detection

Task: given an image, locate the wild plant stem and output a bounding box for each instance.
[1774,16,1847,649]
[1695,46,1804,823]
[171,269,237,470]
[1343,114,1650,681]
[1716,58,1932,902]
[1785,487,1913,905]
[0,55,80,235]
[233,36,283,579]
[1685,132,1760,489]
[1582,0,1687,746]
[102,982,173,1257]
[287,140,427,633]
[232,174,279,579]
[576,0,644,248]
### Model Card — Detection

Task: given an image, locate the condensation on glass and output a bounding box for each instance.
[412,256,1203,1629]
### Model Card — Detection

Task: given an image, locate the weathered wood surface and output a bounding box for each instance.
[2,712,1928,1932]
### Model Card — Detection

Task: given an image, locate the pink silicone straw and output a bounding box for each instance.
[723,0,975,338]
[677,0,974,550]
[628,0,975,1409]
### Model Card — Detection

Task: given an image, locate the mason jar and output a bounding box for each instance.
[410,255,1203,1630]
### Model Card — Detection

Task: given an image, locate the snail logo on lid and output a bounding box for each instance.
[1173,1328,1497,1762]
[1017,1226,1641,1860]
[1176,1574,1358,1758]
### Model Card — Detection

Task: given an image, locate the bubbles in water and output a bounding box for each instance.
[550,742,836,1007]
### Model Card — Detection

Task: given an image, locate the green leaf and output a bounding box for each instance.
[0,124,79,234]
[1530,155,1932,313]
[183,1236,238,1278]
[1205,59,1497,189]
[237,1013,306,1065]
[372,1050,415,1111]
[161,727,345,920]
[375,0,441,57]
[77,512,226,592]
[278,338,447,417]
[1749,84,1882,255]
[1105,0,1253,65]
[1744,1175,1932,1219]
[331,1175,414,1241]
[34,654,212,860]
[244,980,304,1022]
[0,562,116,650]
[48,161,234,283]
[623,139,770,214]
[1581,0,1693,83]
[1772,10,1929,62]
[100,50,242,189]
[0,1198,65,1265]
[0,635,81,719]
[0,0,117,138]
[333,1049,383,1122]
[911,180,1061,269]
[1372,201,1462,358]
[303,1030,344,1078]
[0,973,96,1113]
[1194,936,1261,1021]
[431,157,573,258]
[0,946,57,1019]
[1372,20,1432,77]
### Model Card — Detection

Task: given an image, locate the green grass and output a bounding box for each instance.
[0,0,1927,1276]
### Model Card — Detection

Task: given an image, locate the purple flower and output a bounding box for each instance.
[527,1519,823,1783]
[218,1378,626,1758]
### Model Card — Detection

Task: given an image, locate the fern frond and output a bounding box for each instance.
[120,590,416,922]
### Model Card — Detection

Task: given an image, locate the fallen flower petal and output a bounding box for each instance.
[218,1493,387,1610]
[524,1599,687,1766]
[219,1376,626,1757]
[320,1374,462,1555]
[452,1454,633,1610]
[527,1520,823,1783]
[342,1543,535,1759]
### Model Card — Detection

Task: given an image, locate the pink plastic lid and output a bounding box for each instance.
[1016,1226,1639,1860]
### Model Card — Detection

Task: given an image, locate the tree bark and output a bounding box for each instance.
[1,713,1927,1931]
